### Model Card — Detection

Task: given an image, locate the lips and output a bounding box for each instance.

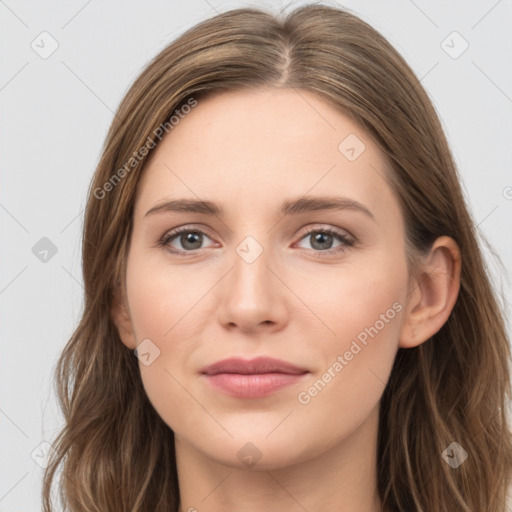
[200,357,309,398]
[201,356,308,376]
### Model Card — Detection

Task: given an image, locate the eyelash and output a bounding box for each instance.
[158,224,355,257]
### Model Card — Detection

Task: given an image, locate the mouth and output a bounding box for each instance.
[200,356,309,398]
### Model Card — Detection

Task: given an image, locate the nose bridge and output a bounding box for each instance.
[215,229,288,331]
[230,232,273,296]
[235,233,266,268]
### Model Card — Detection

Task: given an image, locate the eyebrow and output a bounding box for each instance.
[144,196,375,220]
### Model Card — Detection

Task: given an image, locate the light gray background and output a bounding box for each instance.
[1,1,511,510]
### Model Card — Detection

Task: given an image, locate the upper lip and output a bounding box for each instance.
[201,357,308,376]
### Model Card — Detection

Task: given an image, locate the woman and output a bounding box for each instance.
[42,4,512,511]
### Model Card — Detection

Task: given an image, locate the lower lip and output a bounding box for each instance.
[203,372,307,398]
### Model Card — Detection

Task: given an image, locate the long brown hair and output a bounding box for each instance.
[42,4,512,510]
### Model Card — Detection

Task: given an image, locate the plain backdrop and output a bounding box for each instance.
[1,1,511,510]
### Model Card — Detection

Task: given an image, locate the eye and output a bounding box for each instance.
[159,225,216,254]
[158,224,355,256]
[295,227,354,255]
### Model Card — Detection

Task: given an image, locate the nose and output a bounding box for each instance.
[215,238,290,334]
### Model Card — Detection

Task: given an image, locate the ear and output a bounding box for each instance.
[399,236,461,349]
[111,287,138,350]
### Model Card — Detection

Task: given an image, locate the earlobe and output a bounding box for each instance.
[399,236,461,349]
[111,289,138,350]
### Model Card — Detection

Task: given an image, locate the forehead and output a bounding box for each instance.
[147,87,374,164]
[134,87,399,222]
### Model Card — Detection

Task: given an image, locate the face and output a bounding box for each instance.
[116,87,411,470]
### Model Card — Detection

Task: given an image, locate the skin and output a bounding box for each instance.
[112,87,461,512]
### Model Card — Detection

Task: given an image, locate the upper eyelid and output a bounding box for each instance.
[164,224,216,240]
[163,222,351,236]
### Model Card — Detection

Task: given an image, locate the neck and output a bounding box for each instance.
[175,403,383,512]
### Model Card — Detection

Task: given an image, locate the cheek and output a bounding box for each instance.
[293,289,403,448]
[293,255,406,411]
[125,250,215,430]
[126,249,205,341]
[294,253,407,355]
[330,273,405,353]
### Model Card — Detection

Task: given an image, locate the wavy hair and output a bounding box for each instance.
[42,3,512,510]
